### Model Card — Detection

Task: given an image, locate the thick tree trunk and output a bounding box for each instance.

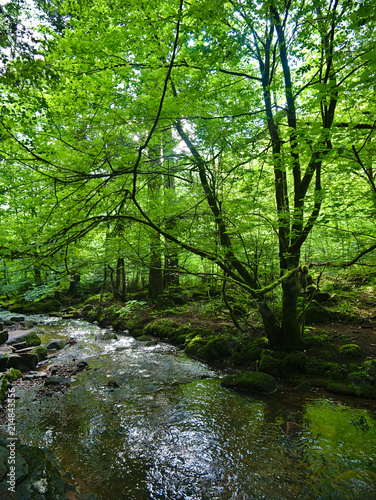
[280,273,304,351]
[257,272,304,352]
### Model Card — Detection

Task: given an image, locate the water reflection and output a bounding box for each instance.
[1,312,375,499]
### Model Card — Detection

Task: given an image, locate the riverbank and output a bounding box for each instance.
[2,280,376,399]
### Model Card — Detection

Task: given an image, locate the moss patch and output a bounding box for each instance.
[338,343,361,357]
[221,371,277,394]
[31,346,48,361]
[7,331,41,348]
[5,368,22,382]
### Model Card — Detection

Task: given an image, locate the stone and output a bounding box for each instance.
[136,335,151,342]
[338,343,361,357]
[20,320,38,329]
[31,345,48,361]
[46,339,65,350]
[77,361,88,370]
[313,291,331,303]
[44,376,71,386]
[0,331,8,345]
[11,341,28,351]
[294,380,311,391]
[11,346,35,354]
[6,331,41,347]
[96,330,118,340]
[305,301,333,324]
[10,316,25,322]
[108,380,119,388]
[0,440,67,500]
[0,354,8,372]
[7,353,38,371]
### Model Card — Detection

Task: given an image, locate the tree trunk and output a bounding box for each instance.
[148,232,163,300]
[115,257,126,302]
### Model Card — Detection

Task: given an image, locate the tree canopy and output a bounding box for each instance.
[1,0,375,351]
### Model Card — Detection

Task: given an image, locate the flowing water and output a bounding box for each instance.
[1,311,376,499]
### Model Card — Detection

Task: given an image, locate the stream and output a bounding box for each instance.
[2,311,376,499]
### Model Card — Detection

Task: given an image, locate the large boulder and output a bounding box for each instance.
[6,331,42,348]
[7,353,38,372]
[32,345,48,361]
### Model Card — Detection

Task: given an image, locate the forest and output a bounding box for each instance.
[0,1,376,498]
[0,0,375,354]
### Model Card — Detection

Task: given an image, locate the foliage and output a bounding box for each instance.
[0,0,376,352]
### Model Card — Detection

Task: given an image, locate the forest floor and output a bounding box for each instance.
[2,269,376,398]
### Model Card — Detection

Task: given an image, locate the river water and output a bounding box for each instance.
[2,312,376,499]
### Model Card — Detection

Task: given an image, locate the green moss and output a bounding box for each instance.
[232,337,268,365]
[282,352,310,372]
[23,332,42,347]
[7,331,42,348]
[221,371,277,394]
[318,380,376,399]
[307,359,347,381]
[362,359,376,383]
[31,345,48,361]
[304,333,331,347]
[143,318,180,341]
[338,343,361,357]
[22,299,61,313]
[5,368,22,382]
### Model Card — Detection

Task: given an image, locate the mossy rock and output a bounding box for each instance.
[282,352,310,373]
[305,301,334,324]
[8,353,38,371]
[31,346,48,361]
[5,368,22,383]
[45,340,65,350]
[319,379,376,399]
[144,318,180,340]
[6,331,41,348]
[183,333,231,362]
[221,371,277,394]
[306,359,347,381]
[338,343,361,357]
[231,337,268,365]
[258,350,285,376]
[22,299,61,314]
[0,354,8,372]
[0,440,68,499]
